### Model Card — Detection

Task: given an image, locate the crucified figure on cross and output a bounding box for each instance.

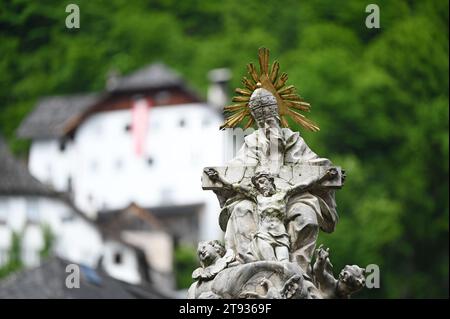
[204,167,337,263]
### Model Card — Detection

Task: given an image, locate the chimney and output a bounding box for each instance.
[106,69,121,91]
[207,68,231,113]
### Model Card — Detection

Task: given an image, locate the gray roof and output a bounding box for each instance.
[109,62,186,92]
[0,257,169,299]
[0,137,53,196]
[17,93,101,139]
[17,63,201,139]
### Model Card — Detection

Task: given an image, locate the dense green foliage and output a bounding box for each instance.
[40,224,55,258]
[0,232,23,279]
[0,226,54,279]
[174,244,198,289]
[0,0,448,297]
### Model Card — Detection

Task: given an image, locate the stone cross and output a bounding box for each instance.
[201,165,345,192]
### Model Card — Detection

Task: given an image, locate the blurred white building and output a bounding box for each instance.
[0,136,102,269]
[0,137,173,292]
[17,63,229,246]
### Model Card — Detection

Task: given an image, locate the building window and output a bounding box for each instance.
[161,188,173,204]
[67,176,73,193]
[62,214,75,223]
[0,198,9,221]
[114,252,122,264]
[26,199,39,223]
[0,200,8,221]
[155,91,170,104]
[115,159,123,170]
[202,117,212,127]
[124,124,132,132]
[147,157,154,166]
[45,164,53,187]
[150,120,160,130]
[59,139,67,152]
[90,161,98,173]
[95,124,102,135]
[178,119,186,128]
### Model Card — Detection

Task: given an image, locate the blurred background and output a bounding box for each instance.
[0,0,448,298]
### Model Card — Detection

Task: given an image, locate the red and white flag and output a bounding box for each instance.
[131,97,153,157]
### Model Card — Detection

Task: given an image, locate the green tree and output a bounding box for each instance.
[173,245,197,289]
[0,232,23,279]
[0,0,447,297]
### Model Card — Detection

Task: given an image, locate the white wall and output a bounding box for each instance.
[122,230,173,273]
[0,195,153,285]
[0,225,12,267]
[0,196,70,234]
[102,240,142,285]
[54,215,103,268]
[0,195,102,268]
[21,224,44,267]
[29,139,75,192]
[74,103,225,211]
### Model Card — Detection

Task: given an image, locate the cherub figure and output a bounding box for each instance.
[192,240,235,281]
[204,168,336,263]
[312,245,366,299]
[187,240,235,299]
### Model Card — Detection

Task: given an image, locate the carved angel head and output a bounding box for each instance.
[337,265,366,296]
[197,240,226,268]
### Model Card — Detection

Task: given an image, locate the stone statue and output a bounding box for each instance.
[204,167,337,264]
[239,275,304,299]
[312,245,366,299]
[187,240,235,299]
[213,88,338,272]
[189,48,365,299]
[216,87,339,270]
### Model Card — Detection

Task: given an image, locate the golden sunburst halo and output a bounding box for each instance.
[220,47,320,132]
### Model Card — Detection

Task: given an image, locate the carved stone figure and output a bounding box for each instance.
[312,245,366,299]
[239,275,304,299]
[190,258,320,299]
[187,240,235,299]
[205,167,337,264]
[216,88,339,270]
[190,48,366,299]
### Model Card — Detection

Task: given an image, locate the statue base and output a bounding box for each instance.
[188,260,321,299]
